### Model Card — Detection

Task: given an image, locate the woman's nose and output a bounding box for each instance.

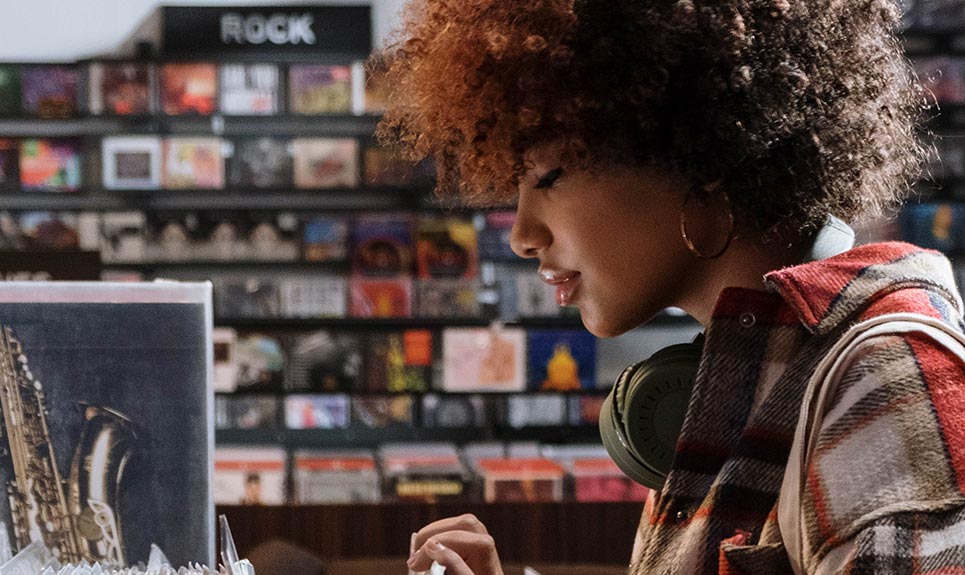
[509,212,551,259]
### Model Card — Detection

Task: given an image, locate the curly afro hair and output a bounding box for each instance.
[376,0,928,236]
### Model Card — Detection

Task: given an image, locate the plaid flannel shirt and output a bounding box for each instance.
[629,242,965,574]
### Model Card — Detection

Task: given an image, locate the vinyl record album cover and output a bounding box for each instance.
[234,333,286,391]
[441,327,526,392]
[219,64,279,115]
[287,330,363,392]
[19,139,82,192]
[504,394,567,428]
[213,447,286,506]
[21,65,78,118]
[284,394,350,429]
[0,139,19,189]
[292,138,358,188]
[477,211,519,261]
[162,138,224,189]
[421,394,488,428]
[225,396,280,429]
[349,276,412,318]
[416,216,478,279]
[0,282,212,566]
[99,211,146,263]
[415,279,480,318]
[228,137,291,189]
[19,212,96,251]
[361,329,432,393]
[160,63,217,115]
[0,65,21,117]
[279,276,347,319]
[288,64,352,114]
[213,277,281,319]
[351,396,415,428]
[89,62,153,116]
[302,216,348,262]
[102,136,162,190]
[526,329,597,391]
[213,327,238,393]
[362,144,424,188]
[350,215,413,277]
[292,450,380,504]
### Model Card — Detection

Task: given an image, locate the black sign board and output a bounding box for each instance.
[0,251,102,281]
[161,5,372,57]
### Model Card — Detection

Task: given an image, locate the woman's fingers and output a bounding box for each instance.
[411,513,490,551]
[407,528,502,575]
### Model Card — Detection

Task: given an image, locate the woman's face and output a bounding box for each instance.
[510,148,697,337]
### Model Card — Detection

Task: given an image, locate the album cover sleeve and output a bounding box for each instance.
[350,396,415,429]
[292,450,380,504]
[301,215,349,262]
[568,458,650,502]
[516,271,566,318]
[214,447,286,505]
[160,63,218,115]
[421,394,488,428]
[0,281,213,566]
[502,394,568,428]
[219,63,280,115]
[900,202,964,253]
[476,211,519,261]
[0,139,19,190]
[102,136,162,190]
[88,62,153,116]
[349,276,412,318]
[350,215,413,276]
[228,137,292,189]
[415,216,478,279]
[234,332,287,391]
[291,138,359,188]
[99,211,146,263]
[567,394,606,426]
[20,65,78,118]
[476,458,565,503]
[18,211,97,251]
[441,327,526,392]
[0,65,21,117]
[378,443,469,502]
[279,276,348,319]
[286,330,363,392]
[226,396,281,430]
[213,277,282,319]
[213,326,239,393]
[284,394,350,429]
[288,64,352,114]
[526,329,597,391]
[19,138,82,192]
[162,137,225,189]
[416,279,480,318]
[361,329,432,393]
[362,143,425,188]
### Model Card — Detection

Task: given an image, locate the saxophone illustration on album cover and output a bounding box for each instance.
[0,325,137,564]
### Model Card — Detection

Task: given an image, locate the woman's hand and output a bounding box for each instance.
[407,514,504,575]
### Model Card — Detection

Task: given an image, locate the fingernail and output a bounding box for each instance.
[406,555,417,568]
[410,533,418,557]
[429,541,445,551]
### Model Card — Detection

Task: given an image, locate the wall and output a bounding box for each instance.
[0,0,407,61]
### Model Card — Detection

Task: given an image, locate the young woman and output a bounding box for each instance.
[379,0,965,573]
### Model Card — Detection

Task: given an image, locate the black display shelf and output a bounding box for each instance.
[902,28,965,56]
[215,424,602,449]
[215,388,611,398]
[214,316,590,330]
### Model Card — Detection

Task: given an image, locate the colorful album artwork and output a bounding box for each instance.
[441,327,527,392]
[279,276,347,319]
[415,216,478,279]
[284,394,351,429]
[351,396,415,428]
[19,139,82,192]
[102,136,162,190]
[162,137,225,189]
[302,216,348,262]
[0,282,212,565]
[219,63,280,115]
[288,64,352,114]
[20,65,78,117]
[292,138,359,188]
[362,329,432,393]
[350,215,413,276]
[235,333,287,391]
[0,65,21,116]
[526,329,597,391]
[228,137,291,188]
[287,330,363,392]
[160,63,218,115]
[349,276,412,318]
[18,211,92,251]
[214,447,286,505]
[0,139,19,189]
[415,279,480,318]
[88,62,153,115]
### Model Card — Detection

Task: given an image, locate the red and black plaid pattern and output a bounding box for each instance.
[630,243,965,574]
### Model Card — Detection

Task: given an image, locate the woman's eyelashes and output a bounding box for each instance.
[534,167,563,189]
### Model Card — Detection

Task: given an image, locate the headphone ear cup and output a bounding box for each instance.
[600,343,702,490]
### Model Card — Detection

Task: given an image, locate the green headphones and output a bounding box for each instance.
[600,215,856,490]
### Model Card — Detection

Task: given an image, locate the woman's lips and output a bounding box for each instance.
[538,269,582,307]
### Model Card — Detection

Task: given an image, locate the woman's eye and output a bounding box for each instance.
[534,167,563,189]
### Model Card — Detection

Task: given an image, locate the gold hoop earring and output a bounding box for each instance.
[679,190,736,260]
